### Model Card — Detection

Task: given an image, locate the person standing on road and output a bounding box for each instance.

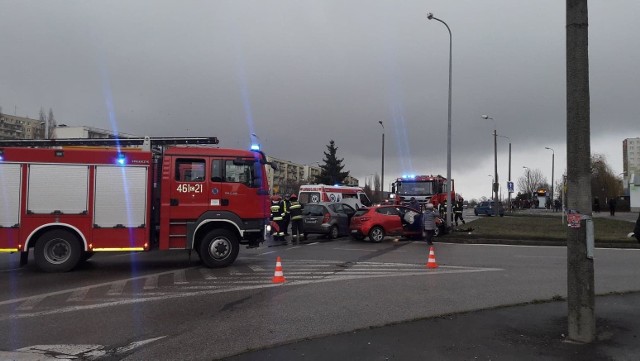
[453,200,465,227]
[608,197,617,216]
[288,194,304,244]
[282,194,291,236]
[423,203,437,245]
[409,197,421,212]
[270,195,286,244]
[439,199,447,218]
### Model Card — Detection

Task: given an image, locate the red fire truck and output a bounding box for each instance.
[0,137,272,272]
[390,175,455,209]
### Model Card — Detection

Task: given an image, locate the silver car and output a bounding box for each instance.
[302,202,356,239]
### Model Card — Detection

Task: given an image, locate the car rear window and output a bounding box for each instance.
[303,204,325,216]
[353,208,370,217]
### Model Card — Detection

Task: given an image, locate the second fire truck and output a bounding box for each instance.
[389,174,456,209]
[0,137,273,272]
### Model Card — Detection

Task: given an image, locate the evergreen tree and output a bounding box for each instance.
[315,140,350,185]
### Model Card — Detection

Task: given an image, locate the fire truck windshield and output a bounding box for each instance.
[398,181,434,196]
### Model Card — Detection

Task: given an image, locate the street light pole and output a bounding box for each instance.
[482,115,499,217]
[497,134,512,211]
[427,12,453,229]
[545,147,555,205]
[378,120,385,202]
[488,175,493,198]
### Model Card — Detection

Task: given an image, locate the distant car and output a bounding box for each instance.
[349,205,443,242]
[302,202,356,239]
[474,201,505,217]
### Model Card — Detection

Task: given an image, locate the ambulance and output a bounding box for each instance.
[298,184,372,209]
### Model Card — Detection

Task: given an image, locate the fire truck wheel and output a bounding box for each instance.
[199,229,239,268]
[34,229,82,272]
[368,226,385,243]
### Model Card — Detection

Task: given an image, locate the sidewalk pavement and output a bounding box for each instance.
[223,292,640,361]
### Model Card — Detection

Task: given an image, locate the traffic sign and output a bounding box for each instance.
[507,181,514,193]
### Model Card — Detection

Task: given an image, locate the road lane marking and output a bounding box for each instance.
[257,251,276,256]
[174,270,188,284]
[17,296,46,311]
[67,288,90,302]
[107,281,127,296]
[199,268,217,280]
[0,264,504,321]
[248,265,266,272]
[143,275,159,290]
[332,248,377,252]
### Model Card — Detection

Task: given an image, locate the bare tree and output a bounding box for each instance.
[591,154,622,201]
[373,174,381,202]
[47,108,57,139]
[517,168,548,197]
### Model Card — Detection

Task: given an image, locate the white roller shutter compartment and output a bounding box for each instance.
[0,163,21,227]
[94,166,148,228]
[28,164,88,214]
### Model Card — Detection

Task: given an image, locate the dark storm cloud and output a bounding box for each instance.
[1,0,638,199]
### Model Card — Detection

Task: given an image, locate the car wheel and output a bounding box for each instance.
[474,211,478,216]
[368,226,385,242]
[434,226,440,237]
[303,232,309,240]
[328,225,339,239]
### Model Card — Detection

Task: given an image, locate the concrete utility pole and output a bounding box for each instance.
[566,0,595,343]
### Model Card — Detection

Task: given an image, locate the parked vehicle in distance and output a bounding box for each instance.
[474,201,505,217]
[302,202,356,239]
[349,205,441,242]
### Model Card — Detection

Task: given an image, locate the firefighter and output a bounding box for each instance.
[270,195,286,243]
[288,194,304,244]
[453,200,466,227]
[439,199,447,218]
[282,194,291,236]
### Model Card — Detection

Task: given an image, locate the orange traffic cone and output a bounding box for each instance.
[426,246,438,269]
[272,256,286,283]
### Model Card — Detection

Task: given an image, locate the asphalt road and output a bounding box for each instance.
[2,225,640,360]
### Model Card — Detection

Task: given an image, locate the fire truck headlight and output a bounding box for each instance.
[266,224,272,233]
[389,194,396,199]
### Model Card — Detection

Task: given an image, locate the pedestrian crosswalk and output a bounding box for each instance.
[0,260,502,320]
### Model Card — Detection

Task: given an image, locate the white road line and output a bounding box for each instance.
[286,246,302,250]
[173,270,188,284]
[67,288,90,302]
[332,248,377,252]
[229,269,241,276]
[307,242,319,245]
[143,275,159,290]
[0,266,200,307]
[1,266,503,321]
[17,296,46,311]
[107,281,127,296]
[199,268,217,280]
[257,251,276,256]
[248,265,266,272]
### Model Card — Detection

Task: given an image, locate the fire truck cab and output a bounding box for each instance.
[0,137,272,272]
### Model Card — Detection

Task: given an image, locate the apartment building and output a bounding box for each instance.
[265,156,359,195]
[0,113,46,140]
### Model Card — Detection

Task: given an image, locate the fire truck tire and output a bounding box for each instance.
[34,230,82,272]
[368,226,385,243]
[199,229,239,268]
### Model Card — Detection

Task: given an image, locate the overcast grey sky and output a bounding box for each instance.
[1,1,638,200]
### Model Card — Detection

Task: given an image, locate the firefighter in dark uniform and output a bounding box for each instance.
[288,194,304,244]
[439,199,447,218]
[270,195,286,243]
[453,200,466,226]
[282,194,291,236]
